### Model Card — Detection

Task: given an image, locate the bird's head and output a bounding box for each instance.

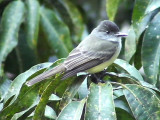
[92,20,127,41]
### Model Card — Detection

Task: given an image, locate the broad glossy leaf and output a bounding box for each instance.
[25,0,40,49]
[45,105,57,119]
[29,59,65,120]
[10,101,38,120]
[125,11,157,61]
[59,76,85,111]
[51,0,84,43]
[40,7,72,58]
[114,96,132,114]
[3,63,52,105]
[0,1,25,63]
[114,59,144,82]
[145,0,160,14]
[14,0,40,72]
[113,59,160,91]
[85,83,116,120]
[148,111,160,120]
[0,83,40,120]
[123,84,160,120]
[57,99,86,120]
[78,77,88,99]
[105,72,140,84]
[33,74,62,120]
[49,94,61,101]
[0,76,11,101]
[64,0,84,43]
[125,0,160,62]
[106,0,121,21]
[132,0,151,23]
[142,13,160,85]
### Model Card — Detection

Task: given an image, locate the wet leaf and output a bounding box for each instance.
[0,84,40,120]
[0,1,25,63]
[25,0,40,49]
[125,1,159,61]
[57,99,86,120]
[147,111,160,120]
[49,94,61,101]
[51,0,84,43]
[123,84,160,120]
[3,63,52,105]
[142,12,160,85]
[85,83,116,120]
[33,74,62,120]
[0,76,11,101]
[59,76,85,111]
[78,77,88,100]
[114,59,144,82]
[44,105,57,119]
[40,7,72,58]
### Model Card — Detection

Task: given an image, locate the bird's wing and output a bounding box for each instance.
[62,47,116,79]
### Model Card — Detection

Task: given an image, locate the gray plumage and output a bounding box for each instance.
[26,20,127,86]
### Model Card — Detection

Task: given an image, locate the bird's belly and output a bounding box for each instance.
[87,46,121,73]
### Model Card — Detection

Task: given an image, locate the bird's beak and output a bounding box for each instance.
[115,32,128,37]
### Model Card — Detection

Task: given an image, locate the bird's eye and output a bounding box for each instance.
[106,31,110,34]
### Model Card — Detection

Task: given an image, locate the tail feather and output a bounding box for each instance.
[26,64,66,86]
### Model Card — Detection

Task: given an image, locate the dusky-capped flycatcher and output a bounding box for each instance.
[26,20,127,86]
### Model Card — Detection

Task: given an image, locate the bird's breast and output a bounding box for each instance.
[87,41,121,73]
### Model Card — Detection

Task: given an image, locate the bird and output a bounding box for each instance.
[26,20,127,86]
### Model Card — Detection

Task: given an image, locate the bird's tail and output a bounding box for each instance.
[26,64,66,86]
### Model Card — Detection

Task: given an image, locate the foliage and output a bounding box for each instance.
[0,0,160,120]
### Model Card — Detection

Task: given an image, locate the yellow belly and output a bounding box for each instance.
[87,46,121,73]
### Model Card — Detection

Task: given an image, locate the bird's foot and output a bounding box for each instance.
[90,70,107,84]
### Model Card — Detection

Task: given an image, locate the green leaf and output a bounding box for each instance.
[0,84,40,120]
[51,0,84,43]
[11,102,37,120]
[3,63,52,105]
[0,76,11,101]
[59,76,85,111]
[78,77,88,100]
[14,0,40,72]
[0,1,25,63]
[124,0,160,61]
[40,7,72,58]
[134,33,143,70]
[132,0,152,23]
[145,0,160,14]
[63,0,84,43]
[142,12,160,85]
[115,108,135,120]
[25,0,40,49]
[123,84,160,120]
[114,59,144,82]
[33,74,62,120]
[57,99,86,120]
[105,72,140,84]
[114,96,132,114]
[148,111,160,120]
[85,83,116,120]
[49,94,61,101]
[106,0,121,21]
[125,11,156,61]
[44,105,57,119]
